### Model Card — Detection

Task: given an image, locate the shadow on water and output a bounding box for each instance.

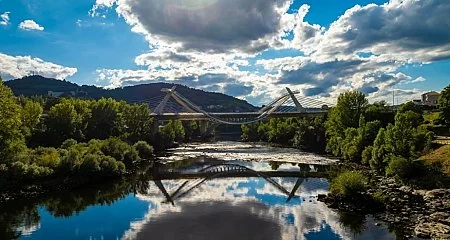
[0,156,401,240]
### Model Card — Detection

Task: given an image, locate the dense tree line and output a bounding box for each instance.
[326,91,434,179]
[241,117,326,153]
[440,84,450,129]
[0,79,194,184]
[242,89,443,181]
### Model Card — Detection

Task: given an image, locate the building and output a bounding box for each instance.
[421,91,441,106]
[412,99,423,105]
[47,88,87,98]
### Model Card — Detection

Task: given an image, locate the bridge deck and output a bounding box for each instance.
[151,111,327,120]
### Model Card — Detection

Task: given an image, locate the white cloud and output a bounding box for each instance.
[0,53,77,80]
[302,0,450,63]
[0,12,10,26]
[75,19,114,28]
[92,0,294,53]
[19,19,44,31]
[90,0,450,105]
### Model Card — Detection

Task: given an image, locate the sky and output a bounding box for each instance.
[0,0,449,106]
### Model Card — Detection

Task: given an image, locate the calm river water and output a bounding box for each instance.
[1,142,401,240]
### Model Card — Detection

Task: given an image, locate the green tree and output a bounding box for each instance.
[439,84,450,128]
[45,101,83,146]
[398,101,423,115]
[86,98,122,140]
[133,141,154,160]
[325,91,368,156]
[122,103,153,143]
[0,80,26,163]
[241,122,260,141]
[20,99,43,138]
[370,128,389,172]
[364,101,394,127]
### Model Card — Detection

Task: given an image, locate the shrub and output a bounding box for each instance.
[33,147,61,169]
[61,139,77,149]
[60,148,82,173]
[330,171,367,196]
[99,156,123,176]
[361,146,373,165]
[123,148,140,168]
[386,156,426,180]
[9,161,53,180]
[133,141,154,160]
[80,154,101,174]
[100,138,131,162]
[372,190,388,204]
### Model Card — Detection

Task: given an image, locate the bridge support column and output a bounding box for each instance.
[152,119,161,138]
[199,120,209,137]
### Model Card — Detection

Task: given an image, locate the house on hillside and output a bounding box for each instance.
[422,91,440,106]
[47,88,87,98]
[47,91,65,97]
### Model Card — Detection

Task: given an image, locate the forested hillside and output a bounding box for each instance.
[4,75,256,112]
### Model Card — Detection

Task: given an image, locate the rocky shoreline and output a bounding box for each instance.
[318,175,450,239]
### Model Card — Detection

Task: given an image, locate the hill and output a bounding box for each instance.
[4,75,257,112]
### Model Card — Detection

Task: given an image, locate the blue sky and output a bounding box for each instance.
[1,0,449,105]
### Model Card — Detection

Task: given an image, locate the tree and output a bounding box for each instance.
[86,98,122,140]
[45,101,84,146]
[20,99,43,138]
[439,84,450,128]
[0,80,26,163]
[364,101,394,127]
[122,103,154,143]
[326,91,368,156]
[398,101,423,115]
[370,128,389,172]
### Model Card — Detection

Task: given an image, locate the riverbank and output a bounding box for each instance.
[318,167,450,239]
[0,161,154,203]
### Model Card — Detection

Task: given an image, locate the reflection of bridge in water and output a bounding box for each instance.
[151,163,328,205]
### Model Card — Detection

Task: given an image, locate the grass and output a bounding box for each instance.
[330,170,367,196]
[420,144,450,175]
[423,112,440,125]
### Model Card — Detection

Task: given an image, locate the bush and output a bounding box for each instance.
[9,161,53,180]
[361,146,373,165]
[133,141,154,160]
[60,148,82,173]
[386,156,425,180]
[100,138,131,162]
[330,171,367,196]
[33,147,61,169]
[61,139,77,149]
[123,148,140,168]
[80,154,101,174]
[99,155,125,176]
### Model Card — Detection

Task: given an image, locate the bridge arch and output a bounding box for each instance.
[148,87,333,125]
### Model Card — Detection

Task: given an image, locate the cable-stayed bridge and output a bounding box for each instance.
[132,86,333,125]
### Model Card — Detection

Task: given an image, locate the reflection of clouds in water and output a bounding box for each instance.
[134,201,282,240]
[122,177,394,240]
[162,142,337,165]
[16,223,40,236]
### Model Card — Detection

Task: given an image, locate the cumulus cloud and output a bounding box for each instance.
[0,12,10,26]
[306,0,450,62]
[0,53,77,80]
[92,0,293,53]
[19,19,44,31]
[90,0,449,105]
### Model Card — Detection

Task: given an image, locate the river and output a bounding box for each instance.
[1,142,401,240]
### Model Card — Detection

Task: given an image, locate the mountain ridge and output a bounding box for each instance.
[4,75,257,112]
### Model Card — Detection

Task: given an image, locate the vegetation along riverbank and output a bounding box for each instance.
[0,78,194,200]
[242,84,450,239]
